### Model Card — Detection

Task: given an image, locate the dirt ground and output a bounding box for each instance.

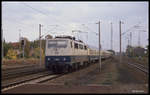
[123,56,148,67]
[3,56,149,94]
[2,59,44,70]
[42,56,148,93]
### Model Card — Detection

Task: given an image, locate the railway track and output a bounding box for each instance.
[2,61,99,92]
[2,64,39,71]
[2,64,91,92]
[127,62,149,74]
[2,71,63,92]
[2,59,111,93]
[2,65,45,80]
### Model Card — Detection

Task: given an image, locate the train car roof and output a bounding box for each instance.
[47,36,88,46]
[88,45,99,50]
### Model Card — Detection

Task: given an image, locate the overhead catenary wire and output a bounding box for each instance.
[40,25,59,38]
[5,3,99,39]
[121,22,142,36]
[21,3,76,35]
[80,23,99,48]
[34,25,60,40]
[4,3,57,30]
[22,2,97,30]
[81,24,98,35]
[121,21,147,48]
[22,3,49,17]
[21,2,68,27]
[3,3,38,29]
[4,19,36,29]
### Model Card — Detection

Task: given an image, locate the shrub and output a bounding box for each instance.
[6,49,17,59]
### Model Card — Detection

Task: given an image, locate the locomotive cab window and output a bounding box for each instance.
[74,43,78,49]
[84,45,87,50]
[79,44,83,49]
[70,41,72,48]
[48,40,68,48]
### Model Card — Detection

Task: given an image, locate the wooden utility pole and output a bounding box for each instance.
[23,41,24,60]
[2,25,3,60]
[96,21,101,72]
[130,32,132,46]
[128,37,129,46]
[19,29,21,59]
[39,24,42,66]
[138,31,141,47]
[110,22,113,50]
[119,21,122,63]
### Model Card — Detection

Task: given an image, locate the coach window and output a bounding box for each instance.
[70,41,72,48]
[79,44,83,49]
[79,44,81,49]
[84,45,87,50]
[74,43,78,49]
[81,45,83,49]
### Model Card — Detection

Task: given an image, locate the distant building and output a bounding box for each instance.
[10,42,20,49]
[133,47,147,57]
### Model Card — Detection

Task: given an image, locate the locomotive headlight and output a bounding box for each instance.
[48,58,50,61]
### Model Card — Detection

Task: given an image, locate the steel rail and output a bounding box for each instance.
[2,72,58,92]
[127,62,148,74]
[2,66,46,80]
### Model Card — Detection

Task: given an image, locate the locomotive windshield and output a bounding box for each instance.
[48,40,68,48]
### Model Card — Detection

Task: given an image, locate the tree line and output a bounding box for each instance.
[3,38,46,59]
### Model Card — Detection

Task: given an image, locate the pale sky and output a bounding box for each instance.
[2,1,149,52]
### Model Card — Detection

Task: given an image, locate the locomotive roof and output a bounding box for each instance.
[88,45,99,50]
[54,35,85,44]
[55,35,75,40]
